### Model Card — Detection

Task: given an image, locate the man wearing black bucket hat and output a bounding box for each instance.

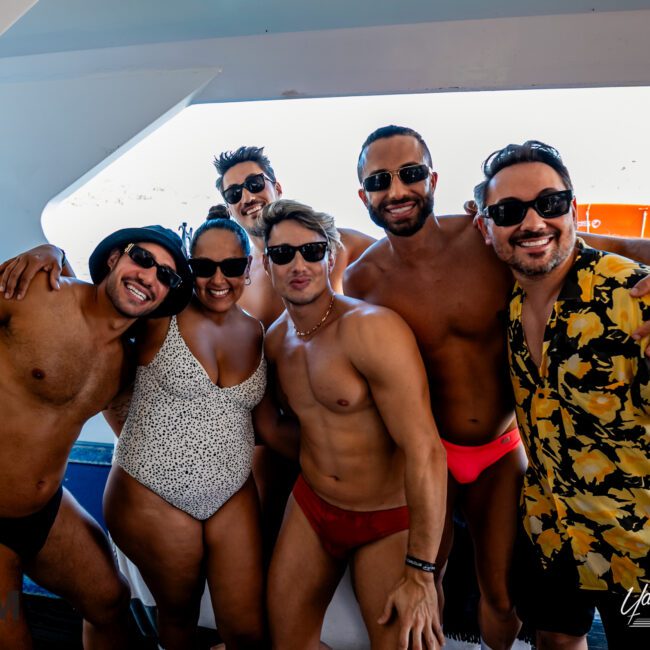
[0,225,191,649]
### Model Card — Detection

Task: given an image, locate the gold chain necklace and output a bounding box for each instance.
[294,295,335,338]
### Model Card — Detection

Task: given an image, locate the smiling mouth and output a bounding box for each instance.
[208,288,230,298]
[385,202,416,217]
[125,282,150,302]
[242,203,264,218]
[516,236,554,248]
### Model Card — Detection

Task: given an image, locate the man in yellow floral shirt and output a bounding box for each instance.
[474,140,649,649]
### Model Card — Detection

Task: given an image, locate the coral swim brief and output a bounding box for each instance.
[292,474,410,559]
[442,427,522,484]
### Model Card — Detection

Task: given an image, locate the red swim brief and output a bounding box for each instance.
[292,474,410,559]
[442,427,522,484]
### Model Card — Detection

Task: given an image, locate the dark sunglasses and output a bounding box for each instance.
[188,256,249,278]
[221,173,273,205]
[123,244,183,289]
[265,242,328,265]
[362,163,430,192]
[484,190,574,227]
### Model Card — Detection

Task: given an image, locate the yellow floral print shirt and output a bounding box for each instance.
[509,240,650,593]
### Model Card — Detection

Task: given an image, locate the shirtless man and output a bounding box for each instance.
[344,125,650,650]
[258,199,447,650]
[214,146,377,558]
[0,225,192,649]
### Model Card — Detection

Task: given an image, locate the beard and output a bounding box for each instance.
[498,227,576,277]
[367,192,434,237]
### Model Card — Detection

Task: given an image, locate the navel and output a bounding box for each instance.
[31,368,46,380]
[337,399,349,407]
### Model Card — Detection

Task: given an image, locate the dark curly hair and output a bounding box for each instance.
[474,140,573,213]
[214,146,277,193]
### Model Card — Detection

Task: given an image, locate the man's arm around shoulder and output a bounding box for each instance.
[583,232,650,266]
[0,244,73,300]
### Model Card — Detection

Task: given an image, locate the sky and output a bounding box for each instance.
[44,86,650,279]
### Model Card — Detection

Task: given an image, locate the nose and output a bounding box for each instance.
[519,205,547,230]
[136,264,157,287]
[241,186,256,205]
[210,266,227,283]
[386,172,410,200]
[291,251,308,272]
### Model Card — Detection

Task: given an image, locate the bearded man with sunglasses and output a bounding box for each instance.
[0,225,192,649]
[474,141,650,650]
[345,125,650,650]
[257,199,447,650]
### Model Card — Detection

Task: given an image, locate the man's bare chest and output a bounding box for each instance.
[365,268,508,350]
[277,337,370,415]
[2,323,124,410]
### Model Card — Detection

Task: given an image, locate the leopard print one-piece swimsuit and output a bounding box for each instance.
[115,315,266,520]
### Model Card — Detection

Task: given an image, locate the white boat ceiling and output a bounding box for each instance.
[2,0,650,258]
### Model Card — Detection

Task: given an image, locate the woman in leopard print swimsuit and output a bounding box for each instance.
[104,211,269,650]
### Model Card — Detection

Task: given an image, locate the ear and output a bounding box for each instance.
[262,253,271,276]
[327,249,336,275]
[476,215,494,246]
[358,187,369,209]
[274,181,283,198]
[106,248,121,271]
[570,196,578,227]
[429,170,438,193]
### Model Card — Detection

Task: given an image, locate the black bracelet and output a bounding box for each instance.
[59,248,67,268]
[405,555,436,573]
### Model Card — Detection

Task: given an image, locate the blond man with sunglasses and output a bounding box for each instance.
[257,199,447,650]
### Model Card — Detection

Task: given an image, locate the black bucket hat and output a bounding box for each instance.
[88,225,193,318]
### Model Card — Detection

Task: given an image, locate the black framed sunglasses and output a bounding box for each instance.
[484,190,574,227]
[188,256,249,278]
[123,244,183,289]
[362,163,430,192]
[221,173,273,205]
[265,242,328,265]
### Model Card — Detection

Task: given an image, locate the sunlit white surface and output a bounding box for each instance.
[44,86,650,279]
